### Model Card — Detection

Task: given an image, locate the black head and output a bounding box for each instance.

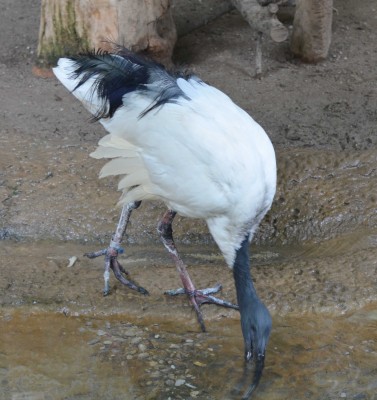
[240,295,272,361]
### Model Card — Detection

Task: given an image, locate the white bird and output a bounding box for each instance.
[53,47,276,397]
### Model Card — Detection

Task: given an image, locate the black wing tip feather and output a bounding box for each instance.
[68,45,192,121]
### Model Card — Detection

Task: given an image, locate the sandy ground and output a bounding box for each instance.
[0,1,377,399]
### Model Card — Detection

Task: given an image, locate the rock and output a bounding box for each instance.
[87,338,100,345]
[193,361,206,367]
[185,383,197,389]
[175,379,185,387]
[138,343,147,352]
[131,337,142,345]
[353,394,367,400]
[124,327,143,337]
[148,361,158,367]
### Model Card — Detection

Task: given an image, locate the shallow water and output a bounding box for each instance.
[0,231,376,399]
[0,312,137,400]
[1,305,376,400]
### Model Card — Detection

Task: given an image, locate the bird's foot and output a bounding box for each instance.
[84,245,149,296]
[165,283,239,332]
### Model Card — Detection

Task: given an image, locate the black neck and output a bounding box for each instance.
[233,236,257,309]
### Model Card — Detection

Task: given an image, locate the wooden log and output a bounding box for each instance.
[37,0,176,67]
[291,0,333,62]
[231,0,289,42]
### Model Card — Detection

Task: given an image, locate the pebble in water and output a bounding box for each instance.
[85,320,209,398]
[131,336,142,345]
[148,361,158,367]
[138,343,147,352]
[87,338,100,345]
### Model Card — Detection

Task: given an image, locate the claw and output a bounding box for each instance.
[84,249,107,259]
[84,246,149,296]
[137,286,149,295]
[116,261,129,276]
[110,257,149,295]
[165,285,238,332]
[83,202,145,296]
[103,259,111,296]
[164,288,186,296]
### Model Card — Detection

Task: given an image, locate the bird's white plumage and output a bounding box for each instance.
[53,58,276,267]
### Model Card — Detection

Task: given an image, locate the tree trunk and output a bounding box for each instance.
[37,0,176,67]
[291,0,333,62]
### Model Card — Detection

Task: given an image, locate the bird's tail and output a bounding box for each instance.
[53,57,110,118]
[53,48,190,121]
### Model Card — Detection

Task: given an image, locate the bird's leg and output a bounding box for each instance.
[84,201,148,296]
[157,210,239,332]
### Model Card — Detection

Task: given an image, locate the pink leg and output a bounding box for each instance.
[157,210,239,332]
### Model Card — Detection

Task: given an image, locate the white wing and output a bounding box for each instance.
[54,59,276,266]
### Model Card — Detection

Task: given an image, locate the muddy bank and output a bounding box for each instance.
[1,229,376,317]
[1,0,376,245]
[1,133,376,245]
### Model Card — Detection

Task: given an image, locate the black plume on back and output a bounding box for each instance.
[69,47,190,120]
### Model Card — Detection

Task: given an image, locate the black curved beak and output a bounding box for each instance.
[241,353,265,399]
[231,352,265,400]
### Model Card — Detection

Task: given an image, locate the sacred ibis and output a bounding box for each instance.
[53,47,276,398]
